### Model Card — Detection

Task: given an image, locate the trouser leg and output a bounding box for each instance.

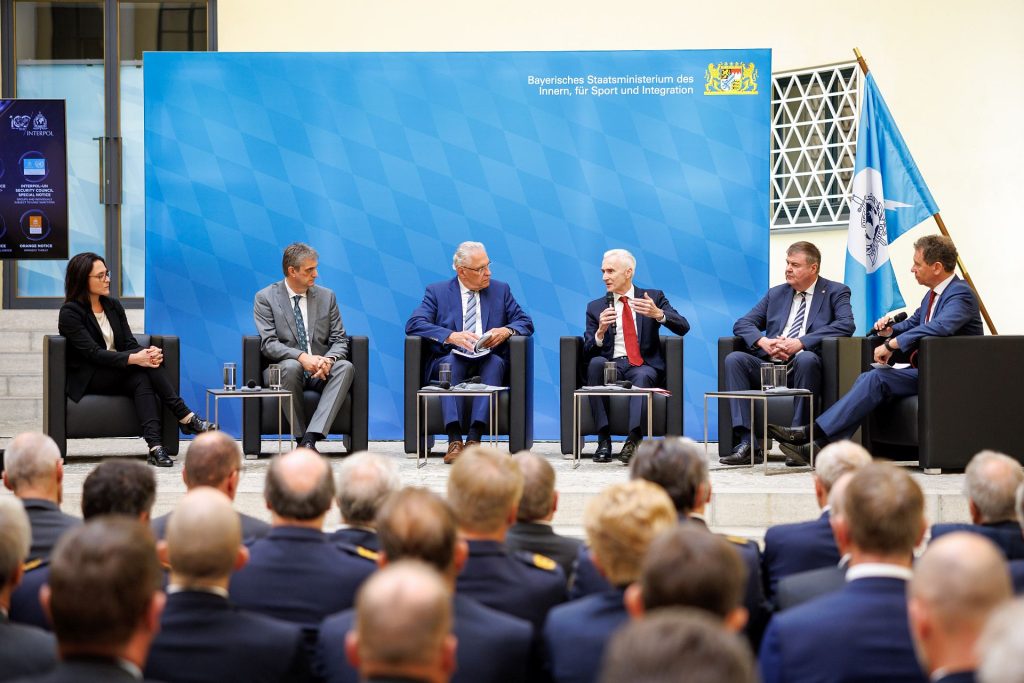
[274,359,307,439]
[788,352,821,427]
[623,362,658,435]
[724,351,763,435]
[586,356,613,433]
[816,368,919,441]
[305,360,355,437]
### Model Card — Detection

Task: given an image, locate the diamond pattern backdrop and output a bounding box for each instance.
[144,50,771,441]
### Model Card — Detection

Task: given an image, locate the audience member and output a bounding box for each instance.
[1,432,79,563]
[329,451,400,553]
[505,451,581,581]
[977,598,1024,683]
[150,431,271,544]
[345,561,456,683]
[1012,482,1024,593]
[908,532,1012,683]
[759,462,928,683]
[318,487,532,683]
[543,480,676,683]
[931,450,1024,559]
[449,446,566,631]
[0,497,57,681]
[761,439,870,601]
[599,608,757,683]
[229,448,375,625]
[145,488,311,682]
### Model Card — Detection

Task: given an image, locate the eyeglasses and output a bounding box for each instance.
[89,271,111,281]
[461,262,492,274]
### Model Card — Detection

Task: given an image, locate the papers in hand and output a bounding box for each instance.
[419,383,508,392]
[452,331,493,359]
[579,385,672,396]
[870,362,911,370]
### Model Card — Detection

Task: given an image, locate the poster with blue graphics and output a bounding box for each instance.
[144,50,771,442]
[0,99,69,259]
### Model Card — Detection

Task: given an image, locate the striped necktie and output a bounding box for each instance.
[292,295,309,353]
[464,290,477,334]
[786,292,807,338]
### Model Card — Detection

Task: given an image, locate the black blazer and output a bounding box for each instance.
[57,298,142,402]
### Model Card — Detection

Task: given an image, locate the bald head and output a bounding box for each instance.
[3,432,62,499]
[965,451,1024,524]
[183,431,242,492]
[166,488,242,582]
[265,448,335,522]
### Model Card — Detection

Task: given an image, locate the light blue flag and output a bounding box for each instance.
[845,73,939,334]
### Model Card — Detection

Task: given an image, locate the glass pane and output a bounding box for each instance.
[15,1,105,297]
[120,2,207,62]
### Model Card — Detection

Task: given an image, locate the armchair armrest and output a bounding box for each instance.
[348,336,369,451]
[507,336,533,452]
[403,336,426,454]
[559,336,584,453]
[43,336,68,458]
[662,336,684,436]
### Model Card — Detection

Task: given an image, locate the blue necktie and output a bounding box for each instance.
[787,292,807,338]
[464,290,477,334]
[293,295,309,353]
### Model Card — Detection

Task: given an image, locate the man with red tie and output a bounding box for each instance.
[583,249,690,464]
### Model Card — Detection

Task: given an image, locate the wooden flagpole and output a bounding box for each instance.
[853,48,997,334]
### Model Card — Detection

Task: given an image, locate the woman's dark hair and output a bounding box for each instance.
[64,252,107,306]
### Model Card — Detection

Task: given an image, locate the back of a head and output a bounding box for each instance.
[629,438,707,514]
[814,440,872,492]
[354,560,452,671]
[264,448,335,520]
[978,598,1024,683]
[47,517,162,649]
[167,488,242,582]
[377,487,457,573]
[336,451,400,526]
[584,480,677,586]
[513,451,556,523]
[965,451,1023,523]
[82,459,156,519]
[447,446,523,534]
[599,608,756,683]
[183,431,241,489]
[0,496,31,591]
[640,526,746,619]
[843,462,924,556]
[3,432,61,493]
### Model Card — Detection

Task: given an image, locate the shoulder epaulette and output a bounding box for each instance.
[338,542,379,563]
[724,535,754,547]
[22,558,45,572]
[515,551,558,572]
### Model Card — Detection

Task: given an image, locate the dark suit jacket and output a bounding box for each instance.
[0,616,57,681]
[151,511,271,547]
[57,298,143,402]
[144,590,311,683]
[762,511,840,601]
[506,522,582,583]
[542,589,628,683]
[759,576,927,683]
[733,277,855,356]
[23,499,81,563]
[405,277,534,377]
[228,526,376,626]
[1010,559,1024,594]
[8,656,162,683]
[328,526,380,553]
[317,594,532,683]
[888,276,983,352]
[930,521,1024,560]
[583,287,688,374]
[253,281,349,362]
[9,564,50,630]
[774,564,847,611]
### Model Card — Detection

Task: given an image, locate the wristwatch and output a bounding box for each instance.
[883,338,896,352]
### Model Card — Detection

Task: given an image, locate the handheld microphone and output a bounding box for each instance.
[867,311,908,337]
[614,380,633,389]
[429,380,451,389]
[605,291,617,336]
[467,376,481,384]
[241,379,262,392]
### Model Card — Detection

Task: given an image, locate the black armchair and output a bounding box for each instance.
[44,334,180,459]
[560,336,683,455]
[403,335,533,454]
[241,335,369,457]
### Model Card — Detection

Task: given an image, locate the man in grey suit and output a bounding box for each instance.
[254,243,354,452]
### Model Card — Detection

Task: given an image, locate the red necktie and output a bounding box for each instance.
[619,296,643,366]
[925,290,937,322]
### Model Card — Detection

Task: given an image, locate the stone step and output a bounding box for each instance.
[0,375,43,397]
[0,353,42,376]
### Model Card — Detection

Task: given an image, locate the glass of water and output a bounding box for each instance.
[759,363,775,391]
[604,361,618,385]
[439,363,452,386]
[267,364,282,390]
[223,362,237,391]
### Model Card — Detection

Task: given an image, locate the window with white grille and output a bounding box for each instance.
[771,63,861,229]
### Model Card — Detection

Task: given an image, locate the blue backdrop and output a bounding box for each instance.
[144,50,771,441]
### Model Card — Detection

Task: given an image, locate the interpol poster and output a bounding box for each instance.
[145,50,771,440]
[0,99,69,259]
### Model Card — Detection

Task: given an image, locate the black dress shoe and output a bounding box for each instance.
[180,415,217,435]
[298,440,320,454]
[147,446,173,468]
[719,441,763,466]
[780,441,811,466]
[617,439,639,465]
[767,424,810,446]
[593,438,613,464]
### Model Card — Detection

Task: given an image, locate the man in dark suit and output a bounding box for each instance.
[759,463,929,683]
[405,241,534,463]
[0,497,56,681]
[908,533,1012,683]
[329,451,400,554]
[543,480,676,683]
[583,249,689,463]
[930,451,1024,560]
[505,451,581,582]
[721,241,855,466]
[254,242,354,452]
[449,447,566,631]
[145,488,311,682]
[8,518,165,683]
[2,432,79,563]
[761,440,871,602]
[150,431,271,546]
[229,448,376,625]
[318,487,532,683]
[770,235,983,465]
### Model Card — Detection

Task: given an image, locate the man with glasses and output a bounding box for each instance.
[406,241,534,463]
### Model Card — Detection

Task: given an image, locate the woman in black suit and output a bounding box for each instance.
[57,252,215,466]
